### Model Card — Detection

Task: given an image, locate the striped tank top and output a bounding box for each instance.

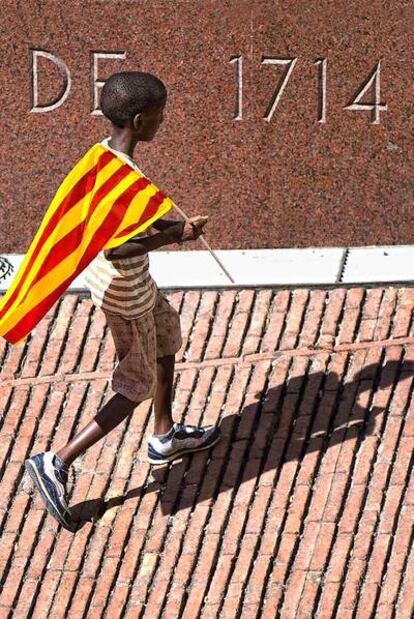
[83,137,158,319]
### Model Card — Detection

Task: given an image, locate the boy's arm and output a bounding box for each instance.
[104,223,184,261]
[150,218,181,231]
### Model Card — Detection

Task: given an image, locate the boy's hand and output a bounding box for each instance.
[183,216,209,241]
[170,216,209,243]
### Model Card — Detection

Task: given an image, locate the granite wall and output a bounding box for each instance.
[1,1,413,252]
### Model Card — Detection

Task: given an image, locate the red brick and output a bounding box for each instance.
[67,576,95,616]
[293,522,321,571]
[279,569,307,617]
[306,473,334,522]
[12,578,39,617]
[221,504,248,554]
[244,484,272,534]
[48,571,78,617]
[336,557,366,612]
[29,568,62,617]
[2,286,413,619]
[324,533,353,583]
[243,554,272,606]
[0,566,26,607]
[391,530,414,618]
[322,473,349,522]
[204,554,234,605]
[283,484,310,533]
[296,571,323,618]
[309,522,336,571]
[315,581,342,618]
[338,484,368,533]
[88,557,119,610]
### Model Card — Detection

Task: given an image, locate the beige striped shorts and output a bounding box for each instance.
[103,289,182,403]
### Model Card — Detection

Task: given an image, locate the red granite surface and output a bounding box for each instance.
[0,1,413,253]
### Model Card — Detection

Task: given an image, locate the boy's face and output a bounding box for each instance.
[134,97,166,141]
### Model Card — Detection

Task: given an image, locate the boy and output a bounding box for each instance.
[25,71,221,531]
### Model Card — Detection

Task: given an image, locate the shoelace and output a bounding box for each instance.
[55,467,69,485]
[55,463,78,488]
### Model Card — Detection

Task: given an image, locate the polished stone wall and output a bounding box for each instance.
[1,1,412,252]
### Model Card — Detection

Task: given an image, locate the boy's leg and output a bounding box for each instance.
[153,354,175,435]
[56,393,137,466]
[55,350,175,466]
[56,309,159,466]
[55,350,176,465]
[147,300,221,464]
[25,392,138,530]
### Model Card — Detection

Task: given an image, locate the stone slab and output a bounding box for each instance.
[342,245,414,283]
[0,1,413,254]
[5,245,414,291]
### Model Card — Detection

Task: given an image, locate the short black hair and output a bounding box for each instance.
[100,71,167,128]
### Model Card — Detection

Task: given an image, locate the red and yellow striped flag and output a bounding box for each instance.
[0,142,175,346]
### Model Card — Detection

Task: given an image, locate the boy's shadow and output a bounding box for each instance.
[71,358,413,527]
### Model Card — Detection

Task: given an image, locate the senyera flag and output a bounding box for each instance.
[0,142,175,346]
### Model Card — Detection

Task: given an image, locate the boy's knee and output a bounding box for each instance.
[116,392,140,407]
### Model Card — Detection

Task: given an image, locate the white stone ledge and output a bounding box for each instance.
[1,245,414,292]
[342,245,414,284]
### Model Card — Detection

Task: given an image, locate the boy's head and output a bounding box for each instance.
[100,71,167,141]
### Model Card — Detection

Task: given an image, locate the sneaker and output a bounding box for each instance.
[148,422,221,464]
[25,451,77,531]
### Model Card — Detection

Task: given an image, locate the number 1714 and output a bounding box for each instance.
[229,56,387,124]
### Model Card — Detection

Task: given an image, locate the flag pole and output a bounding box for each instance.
[171,204,235,284]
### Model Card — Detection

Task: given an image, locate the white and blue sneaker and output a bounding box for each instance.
[148,422,221,464]
[25,451,77,531]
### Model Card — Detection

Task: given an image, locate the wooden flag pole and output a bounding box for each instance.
[172,204,235,284]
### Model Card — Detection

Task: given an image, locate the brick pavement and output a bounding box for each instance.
[0,286,413,618]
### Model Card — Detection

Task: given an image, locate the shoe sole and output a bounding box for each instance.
[24,459,76,532]
[148,431,221,465]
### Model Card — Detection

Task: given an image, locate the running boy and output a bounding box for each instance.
[25,71,221,530]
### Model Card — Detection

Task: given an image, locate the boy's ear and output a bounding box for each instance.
[133,112,142,129]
